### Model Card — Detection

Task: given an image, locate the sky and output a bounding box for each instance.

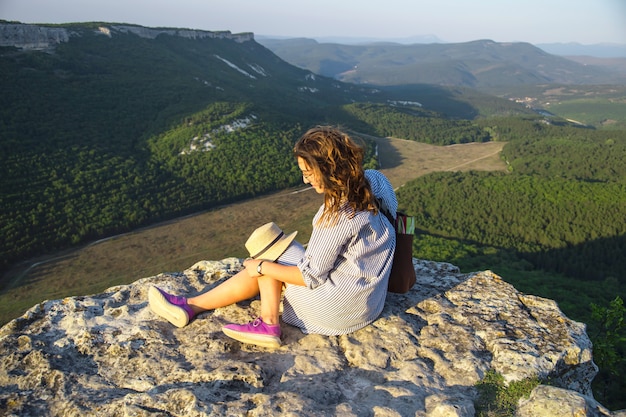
[1,0,625,45]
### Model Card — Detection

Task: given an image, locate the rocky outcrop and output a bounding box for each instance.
[0,23,69,50]
[110,25,253,43]
[0,22,253,50]
[0,258,618,416]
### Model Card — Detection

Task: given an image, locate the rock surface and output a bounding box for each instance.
[0,23,69,50]
[0,258,617,416]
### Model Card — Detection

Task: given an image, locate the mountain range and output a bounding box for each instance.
[258,34,626,59]
[257,38,626,88]
[537,42,626,58]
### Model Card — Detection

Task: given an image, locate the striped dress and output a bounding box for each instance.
[280,170,397,335]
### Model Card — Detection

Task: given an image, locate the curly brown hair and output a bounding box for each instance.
[294,126,378,225]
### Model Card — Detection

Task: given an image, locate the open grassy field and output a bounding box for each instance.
[0,136,506,325]
[546,98,626,129]
[483,84,626,129]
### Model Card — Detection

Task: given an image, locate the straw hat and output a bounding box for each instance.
[245,222,298,261]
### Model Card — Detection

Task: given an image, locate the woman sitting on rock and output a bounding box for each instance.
[148,126,397,348]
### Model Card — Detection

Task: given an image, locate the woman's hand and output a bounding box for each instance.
[243,258,265,278]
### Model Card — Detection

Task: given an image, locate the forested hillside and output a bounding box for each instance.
[399,117,626,281]
[342,103,492,144]
[396,117,626,408]
[0,25,316,275]
[259,38,626,87]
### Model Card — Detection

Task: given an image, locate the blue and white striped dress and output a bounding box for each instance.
[279,170,397,335]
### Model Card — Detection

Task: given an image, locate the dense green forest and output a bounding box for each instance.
[0,100,304,276]
[396,118,626,408]
[342,103,492,144]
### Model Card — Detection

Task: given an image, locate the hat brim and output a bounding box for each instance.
[254,230,298,262]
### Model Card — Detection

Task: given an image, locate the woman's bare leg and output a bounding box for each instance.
[257,276,284,325]
[186,269,260,314]
[187,269,283,324]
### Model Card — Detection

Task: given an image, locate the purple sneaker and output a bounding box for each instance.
[148,286,196,328]
[222,317,281,348]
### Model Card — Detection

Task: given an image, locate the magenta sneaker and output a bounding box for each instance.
[148,286,196,328]
[222,317,281,348]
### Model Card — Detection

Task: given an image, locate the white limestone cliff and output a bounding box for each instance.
[0,22,253,50]
[0,257,621,416]
[0,23,70,50]
[109,25,253,43]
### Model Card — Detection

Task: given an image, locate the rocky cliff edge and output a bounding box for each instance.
[0,22,253,50]
[0,258,621,416]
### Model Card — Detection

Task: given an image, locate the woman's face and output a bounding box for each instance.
[297,157,324,193]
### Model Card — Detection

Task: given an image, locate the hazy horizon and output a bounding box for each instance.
[1,0,625,46]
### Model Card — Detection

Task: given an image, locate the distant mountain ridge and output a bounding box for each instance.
[537,42,626,58]
[258,37,626,88]
[258,35,626,58]
[261,34,445,45]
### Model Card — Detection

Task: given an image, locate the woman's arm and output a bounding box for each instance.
[243,259,306,287]
[297,210,356,289]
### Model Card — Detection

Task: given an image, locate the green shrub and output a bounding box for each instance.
[474,370,540,417]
